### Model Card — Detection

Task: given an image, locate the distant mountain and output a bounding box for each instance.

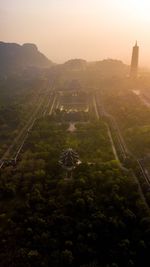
[88,59,129,77]
[0,42,54,77]
[63,59,87,70]
[57,58,128,77]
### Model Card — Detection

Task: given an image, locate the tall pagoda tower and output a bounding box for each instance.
[130,41,139,79]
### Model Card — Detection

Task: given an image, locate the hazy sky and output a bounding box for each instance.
[1,0,150,66]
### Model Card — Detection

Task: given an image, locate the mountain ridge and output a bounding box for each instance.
[0,42,54,77]
[0,41,129,78]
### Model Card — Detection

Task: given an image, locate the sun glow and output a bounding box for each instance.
[123,0,150,21]
[1,0,150,66]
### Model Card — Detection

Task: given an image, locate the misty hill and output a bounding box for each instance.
[58,58,128,77]
[88,59,129,77]
[52,59,129,91]
[0,42,53,77]
[63,59,87,70]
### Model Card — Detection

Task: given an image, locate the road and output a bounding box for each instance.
[132,90,150,108]
[49,93,57,115]
[0,86,56,169]
[93,95,99,119]
[98,94,150,187]
[94,90,150,209]
[93,93,120,162]
[107,125,120,162]
[137,159,150,186]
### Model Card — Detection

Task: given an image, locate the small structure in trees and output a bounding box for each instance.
[59,148,80,179]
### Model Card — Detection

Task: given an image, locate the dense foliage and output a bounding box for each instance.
[0,119,150,267]
[23,119,114,163]
[0,161,150,267]
[0,76,46,156]
[102,88,150,158]
[1,68,150,267]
